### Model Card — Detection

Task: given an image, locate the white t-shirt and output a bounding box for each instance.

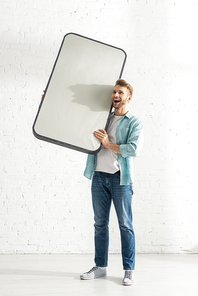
[95,114,123,174]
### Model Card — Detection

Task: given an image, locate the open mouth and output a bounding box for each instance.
[113,99,121,104]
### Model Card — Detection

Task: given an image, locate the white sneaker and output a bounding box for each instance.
[122,270,134,286]
[80,266,107,280]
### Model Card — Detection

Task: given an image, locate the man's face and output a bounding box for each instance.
[111,85,131,109]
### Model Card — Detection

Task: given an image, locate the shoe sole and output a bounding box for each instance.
[80,274,107,280]
[122,282,134,286]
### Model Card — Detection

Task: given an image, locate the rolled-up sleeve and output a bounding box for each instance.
[119,119,143,158]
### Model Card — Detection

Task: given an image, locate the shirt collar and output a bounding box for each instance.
[111,111,132,119]
[124,111,132,119]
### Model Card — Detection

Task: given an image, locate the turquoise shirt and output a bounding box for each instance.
[83,111,143,185]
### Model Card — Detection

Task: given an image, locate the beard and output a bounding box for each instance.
[113,101,124,109]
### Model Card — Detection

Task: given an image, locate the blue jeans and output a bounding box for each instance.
[91,171,135,270]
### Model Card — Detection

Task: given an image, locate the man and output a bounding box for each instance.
[81,79,143,286]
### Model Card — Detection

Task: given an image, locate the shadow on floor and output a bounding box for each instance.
[0,268,122,285]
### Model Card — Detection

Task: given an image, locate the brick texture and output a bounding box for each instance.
[1,0,198,254]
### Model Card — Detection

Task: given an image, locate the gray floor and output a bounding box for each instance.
[0,254,197,296]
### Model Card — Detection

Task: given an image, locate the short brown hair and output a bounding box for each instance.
[115,79,133,96]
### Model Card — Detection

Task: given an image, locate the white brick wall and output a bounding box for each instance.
[1,0,198,254]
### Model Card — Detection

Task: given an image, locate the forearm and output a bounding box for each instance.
[106,142,121,154]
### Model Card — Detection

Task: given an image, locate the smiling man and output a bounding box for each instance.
[81,79,143,286]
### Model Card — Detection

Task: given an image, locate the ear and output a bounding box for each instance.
[127,95,132,103]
